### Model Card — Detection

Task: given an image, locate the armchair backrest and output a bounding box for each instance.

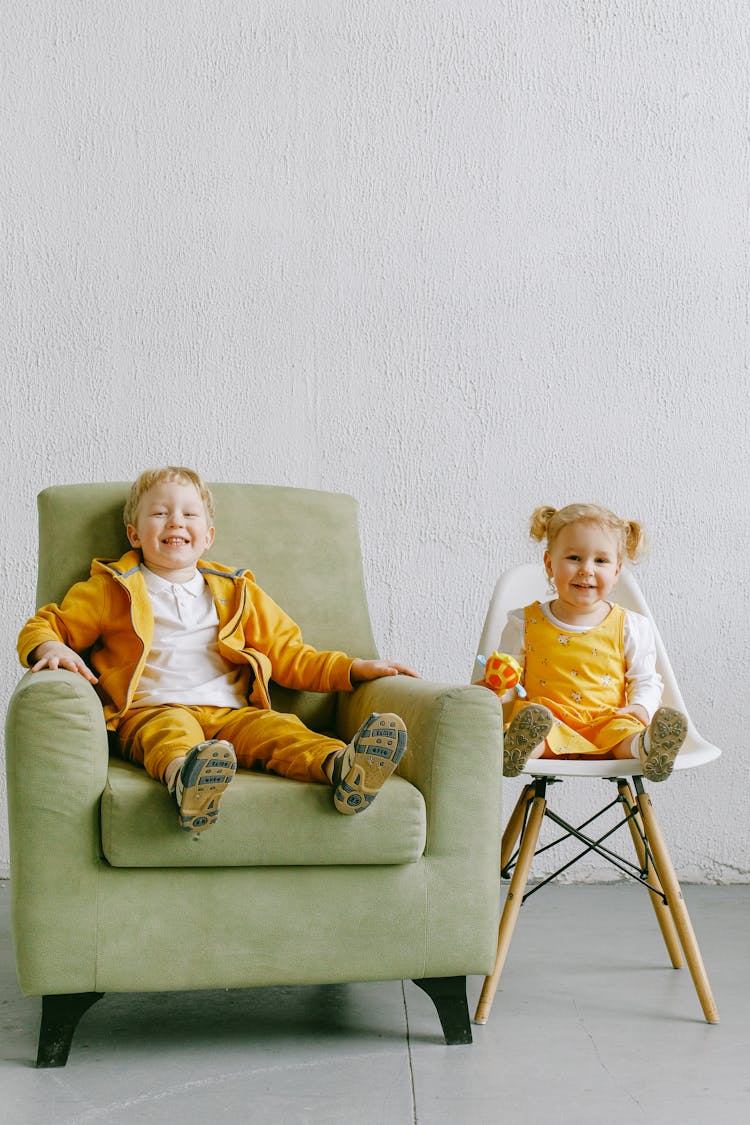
[35,482,378,727]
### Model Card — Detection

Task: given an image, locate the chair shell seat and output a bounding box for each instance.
[474,561,721,779]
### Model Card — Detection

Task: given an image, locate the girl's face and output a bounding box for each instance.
[544,520,621,621]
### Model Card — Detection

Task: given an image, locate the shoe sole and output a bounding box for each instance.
[178,740,236,834]
[333,713,407,815]
[504,705,555,777]
[643,707,687,782]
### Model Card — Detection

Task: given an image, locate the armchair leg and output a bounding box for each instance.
[412,976,472,1044]
[36,992,104,1067]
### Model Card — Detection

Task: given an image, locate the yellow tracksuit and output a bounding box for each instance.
[17,550,355,782]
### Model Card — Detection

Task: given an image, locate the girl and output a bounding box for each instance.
[483,503,687,781]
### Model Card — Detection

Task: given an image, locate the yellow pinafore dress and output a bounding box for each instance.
[507,602,646,757]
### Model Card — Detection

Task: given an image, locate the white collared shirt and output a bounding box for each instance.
[131,566,247,709]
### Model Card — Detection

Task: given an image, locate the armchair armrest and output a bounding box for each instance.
[5,670,110,993]
[337,678,504,859]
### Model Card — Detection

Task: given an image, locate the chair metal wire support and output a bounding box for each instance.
[500,777,666,902]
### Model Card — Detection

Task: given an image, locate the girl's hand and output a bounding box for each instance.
[350,658,421,682]
[30,641,99,684]
[616,704,649,726]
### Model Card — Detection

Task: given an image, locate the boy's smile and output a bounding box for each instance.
[126,479,215,582]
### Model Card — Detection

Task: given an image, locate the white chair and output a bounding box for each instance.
[472,563,721,1026]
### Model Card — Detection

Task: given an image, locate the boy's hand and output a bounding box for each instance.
[30,641,98,684]
[350,658,421,682]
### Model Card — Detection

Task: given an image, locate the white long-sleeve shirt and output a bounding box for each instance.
[497,601,663,720]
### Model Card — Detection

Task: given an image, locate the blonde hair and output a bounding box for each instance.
[123,467,215,527]
[529,503,646,563]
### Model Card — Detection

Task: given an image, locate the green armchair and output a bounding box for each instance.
[5,483,503,1065]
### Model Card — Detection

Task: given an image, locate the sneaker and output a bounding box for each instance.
[504,704,555,777]
[176,740,236,834]
[332,712,407,815]
[641,707,687,782]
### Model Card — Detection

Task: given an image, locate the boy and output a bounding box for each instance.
[18,467,419,834]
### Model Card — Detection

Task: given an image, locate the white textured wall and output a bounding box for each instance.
[2,1,748,880]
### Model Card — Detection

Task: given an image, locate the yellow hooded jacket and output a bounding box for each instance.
[17,550,355,728]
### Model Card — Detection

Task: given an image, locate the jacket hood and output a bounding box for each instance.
[90,550,253,583]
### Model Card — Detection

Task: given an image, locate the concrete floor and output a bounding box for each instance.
[1,878,747,1125]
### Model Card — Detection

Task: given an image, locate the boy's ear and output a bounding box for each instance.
[126,524,140,548]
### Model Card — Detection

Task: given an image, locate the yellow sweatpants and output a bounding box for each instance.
[115,704,345,785]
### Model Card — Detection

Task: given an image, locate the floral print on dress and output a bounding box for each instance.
[518,601,635,758]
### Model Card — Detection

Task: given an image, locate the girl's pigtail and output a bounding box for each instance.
[529,505,557,543]
[624,520,647,562]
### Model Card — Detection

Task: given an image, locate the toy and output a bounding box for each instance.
[477,651,527,697]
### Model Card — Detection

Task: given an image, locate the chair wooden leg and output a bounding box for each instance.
[474,784,547,1024]
[500,784,535,873]
[617,780,683,969]
[634,782,719,1024]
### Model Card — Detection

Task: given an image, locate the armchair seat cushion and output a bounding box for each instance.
[101,759,427,868]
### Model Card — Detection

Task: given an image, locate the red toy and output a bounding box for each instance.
[478,651,527,697]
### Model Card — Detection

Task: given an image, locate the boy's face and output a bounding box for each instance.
[126,479,214,581]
